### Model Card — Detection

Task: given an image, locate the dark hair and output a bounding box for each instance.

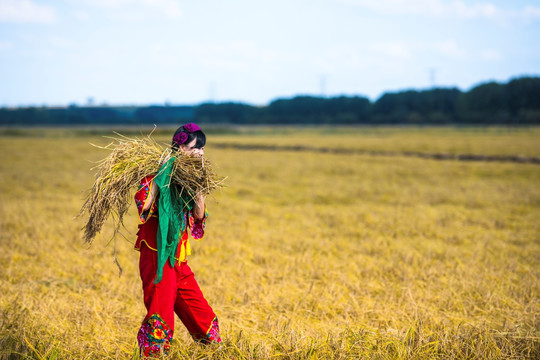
[171,125,206,151]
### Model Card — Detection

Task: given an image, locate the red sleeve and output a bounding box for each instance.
[134,175,158,223]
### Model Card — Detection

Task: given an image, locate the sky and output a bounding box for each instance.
[0,0,539,107]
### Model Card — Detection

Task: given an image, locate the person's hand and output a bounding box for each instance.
[192,147,204,157]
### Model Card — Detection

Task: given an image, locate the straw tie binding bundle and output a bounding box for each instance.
[78,132,225,246]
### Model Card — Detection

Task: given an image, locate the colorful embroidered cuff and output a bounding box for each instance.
[189,207,208,240]
[137,313,172,357]
[191,317,221,344]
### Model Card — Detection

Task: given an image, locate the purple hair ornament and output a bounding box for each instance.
[183,123,201,133]
[173,132,188,145]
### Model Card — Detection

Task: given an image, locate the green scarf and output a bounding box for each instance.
[153,156,194,284]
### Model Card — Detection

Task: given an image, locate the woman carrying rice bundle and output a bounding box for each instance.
[134,123,221,357]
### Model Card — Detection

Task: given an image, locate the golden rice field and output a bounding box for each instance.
[0,126,539,359]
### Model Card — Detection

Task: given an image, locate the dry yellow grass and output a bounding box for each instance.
[0,127,538,359]
[210,126,540,157]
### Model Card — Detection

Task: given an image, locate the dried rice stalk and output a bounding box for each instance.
[79,132,225,245]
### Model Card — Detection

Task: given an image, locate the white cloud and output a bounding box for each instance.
[374,42,412,60]
[480,49,502,61]
[73,11,91,22]
[521,5,540,21]
[340,0,442,16]
[313,45,365,73]
[0,0,56,24]
[0,40,13,52]
[340,0,499,19]
[452,1,496,18]
[182,41,292,73]
[74,0,182,19]
[435,39,466,59]
[48,36,75,49]
[342,0,540,24]
[141,0,182,18]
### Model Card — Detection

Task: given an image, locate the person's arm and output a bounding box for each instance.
[142,180,159,212]
[192,193,205,221]
[190,193,207,240]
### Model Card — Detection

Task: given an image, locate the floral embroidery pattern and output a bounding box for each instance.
[137,313,172,357]
[135,175,158,223]
[192,317,221,344]
[207,317,222,343]
[189,208,208,240]
[191,221,205,239]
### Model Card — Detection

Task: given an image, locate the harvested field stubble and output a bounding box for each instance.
[0,127,539,359]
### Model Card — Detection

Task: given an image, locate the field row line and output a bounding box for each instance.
[212,143,540,165]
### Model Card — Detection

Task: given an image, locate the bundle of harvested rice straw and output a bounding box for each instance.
[79,132,225,245]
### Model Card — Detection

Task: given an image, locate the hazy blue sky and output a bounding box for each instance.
[1,0,539,107]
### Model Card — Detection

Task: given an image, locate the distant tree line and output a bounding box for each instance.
[0,105,194,126]
[1,76,539,126]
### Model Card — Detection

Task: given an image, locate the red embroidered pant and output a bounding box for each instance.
[137,244,220,356]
